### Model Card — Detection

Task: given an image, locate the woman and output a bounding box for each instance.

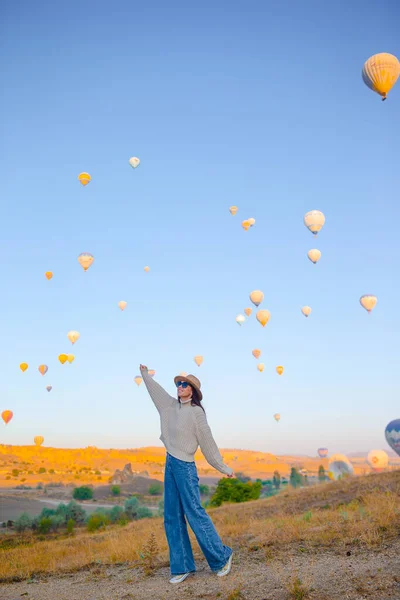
[139,364,234,584]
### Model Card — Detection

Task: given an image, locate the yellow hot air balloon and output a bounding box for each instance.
[301,306,312,318]
[273,413,280,422]
[242,220,251,231]
[78,172,91,186]
[367,449,389,470]
[45,271,53,280]
[248,218,255,226]
[244,307,252,317]
[2,410,13,425]
[249,290,264,307]
[256,309,270,327]
[307,249,321,264]
[134,376,143,386]
[20,362,28,372]
[67,330,80,344]
[144,266,150,272]
[58,354,68,364]
[304,211,325,236]
[257,363,264,372]
[236,314,246,326]
[118,301,127,311]
[252,349,261,359]
[38,364,48,376]
[78,253,94,271]
[67,354,75,364]
[362,53,400,100]
[229,206,238,216]
[194,355,203,367]
[34,436,44,447]
[129,157,140,168]
[360,295,377,313]
[276,365,284,375]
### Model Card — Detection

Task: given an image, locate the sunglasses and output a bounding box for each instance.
[175,381,190,388]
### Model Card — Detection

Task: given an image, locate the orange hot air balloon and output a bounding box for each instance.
[45,271,53,280]
[20,362,28,372]
[244,307,252,317]
[118,301,127,311]
[257,363,264,372]
[229,206,238,216]
[148,369,156,377]
[194,355,203,367]
[252,349,261,359]
[78,172,91,186]
[2,410,13,425]
[242,220,251,231]
[256,309,270,327]
[58,354,68,365]
[67,354,75,364]
[134,376,143,386]
[276,365,284,376]
[250,290,264,307]
[34,436,44,447]
[38,364,48,376]
[144,266,150,272]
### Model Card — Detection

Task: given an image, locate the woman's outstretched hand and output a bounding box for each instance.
[139,364,148,372]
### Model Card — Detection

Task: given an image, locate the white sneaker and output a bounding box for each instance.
[169,572,192,584]
[217,551,233,577]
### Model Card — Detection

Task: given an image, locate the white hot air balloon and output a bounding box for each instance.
[307,249,321,264]
[301,306,312,317]
[367,449,389,471]
[129,157,140,168]
[67,330,80,344]
[328,454,354,480]
[304,211,325,236]
[360,295,377,313]
[248,218,256,226]
[236,314,246,326]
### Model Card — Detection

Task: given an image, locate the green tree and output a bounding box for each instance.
[148,482,163,496]
[73,486,93,500]
[111,485,121,496]
[86,513,109,532]
[209,479,262,507]
[11,469,20,477]
[14,512,33,532]
[318,465,327,482]
[199,484,210,495]
[289,467,303,488]
[124,496,140,520]
[272,471,281,490]
[38,467,46,474]
[67,518,75,534]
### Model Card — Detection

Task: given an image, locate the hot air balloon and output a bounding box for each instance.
[304,211,325,236]
[250,290,264,307]
[244,307,252,317]
[257,363,264,372]
[256,309,270,327]
[229,206,238,216]
[307,249,321,264]
[179,371,188,377]
[144,266,150,272]
[34,436,44,447]
[134,376,143,386]
[45,271,53,280]
[58,354,68,365]
[67,331,80,344]
[1,410,13,425]
[148,369,156,377]
[328,454,354,480]
[129,157,140,168]
[20,362,28,372]
[38,364,48,376]
[362,53,400,100]
[236,314,246,326]
[67,354,75,364]
[78,253,94,271]
[194,355,203,367]
[301,306,312,318]
[385,419,400,457]
[273,413,280,422]
[318,448,328,458]
[46,386,52,392]
[276,366,284,376]
[360,295,377,313]
[78,172,91,186]
[367,449,389,471]
[252,349,261,359]
[242,220,251,231]
[248,218,256,226]
[118,301,127,311]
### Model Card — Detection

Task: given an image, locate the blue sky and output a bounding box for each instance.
[0,0,398,457]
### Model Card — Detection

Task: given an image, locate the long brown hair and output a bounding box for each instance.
[178,386,206,414]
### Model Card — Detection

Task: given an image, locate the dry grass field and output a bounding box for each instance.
[1,470,399,600]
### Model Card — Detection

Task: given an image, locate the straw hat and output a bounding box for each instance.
[174,373,203,401]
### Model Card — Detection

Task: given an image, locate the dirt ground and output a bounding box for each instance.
[1,540,399,600]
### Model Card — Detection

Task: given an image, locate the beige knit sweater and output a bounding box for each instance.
[141,369,233,476]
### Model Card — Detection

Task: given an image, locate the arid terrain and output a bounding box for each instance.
[1,469,399,600]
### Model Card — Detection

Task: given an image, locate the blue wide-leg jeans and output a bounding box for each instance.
[163,452,232,576]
